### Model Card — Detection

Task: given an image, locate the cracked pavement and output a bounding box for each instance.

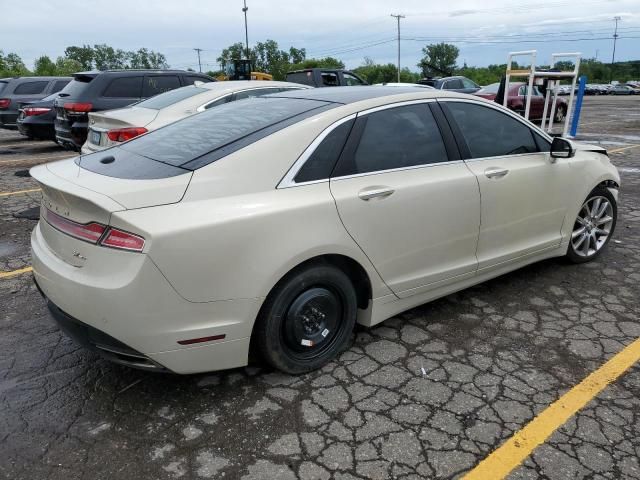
[1,96,639,479]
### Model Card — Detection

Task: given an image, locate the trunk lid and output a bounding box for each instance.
[88,106,159,131]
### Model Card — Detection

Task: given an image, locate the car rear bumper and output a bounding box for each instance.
[17,121,55,139]
[31,222,259,374]
[0,112,18,128]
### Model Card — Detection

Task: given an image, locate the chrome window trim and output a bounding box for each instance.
[437,97,553,143]
[196,93,232,112]
[278,99,443,189]
[330,159,465,183]
[277,114,356,189]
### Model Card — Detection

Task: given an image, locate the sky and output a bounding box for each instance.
[1,0,639,72]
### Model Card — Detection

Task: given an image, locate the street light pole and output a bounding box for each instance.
[193,48,203,72]
[391,14,405,83]
[242,0,250,61]
[610,16,621,83]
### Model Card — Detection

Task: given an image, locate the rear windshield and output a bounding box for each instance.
[58,76,95,97]
[120,97,332,167]
[135,86,207,110]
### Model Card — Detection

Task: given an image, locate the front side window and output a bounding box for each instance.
[343,73,365,86]
[103,77,142,98]
[14,81,49,95]
[334,104,449,176]
[445,102,538,158]
[461,78,478,89]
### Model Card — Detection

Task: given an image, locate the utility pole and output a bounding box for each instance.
[391,14,405,83]
[193,48,203,72]
[242,0,250,60]
[610,16,621,83]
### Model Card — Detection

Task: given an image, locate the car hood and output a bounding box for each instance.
[88,106,159,131]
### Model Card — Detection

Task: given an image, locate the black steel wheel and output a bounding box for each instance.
[254,263,357,374]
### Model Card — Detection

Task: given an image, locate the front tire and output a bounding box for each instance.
[566,186,617,263]
[254,264,357,374]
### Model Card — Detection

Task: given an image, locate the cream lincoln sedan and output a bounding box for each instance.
[30,87,619,374]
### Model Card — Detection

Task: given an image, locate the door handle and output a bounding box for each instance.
[358,187,395,201]
[485,167,509,179]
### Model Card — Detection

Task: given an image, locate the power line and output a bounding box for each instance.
[391,14,405,82]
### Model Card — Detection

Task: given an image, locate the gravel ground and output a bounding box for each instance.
[1,95,639,480]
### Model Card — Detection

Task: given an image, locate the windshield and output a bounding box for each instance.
[135,85,208,110]
[477,83,500,94]
[119,97,333,167]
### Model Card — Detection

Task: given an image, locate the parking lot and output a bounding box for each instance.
[1,95,639,479]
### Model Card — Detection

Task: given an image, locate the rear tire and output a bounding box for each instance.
[254,264,357,374]
[566,186,617,264]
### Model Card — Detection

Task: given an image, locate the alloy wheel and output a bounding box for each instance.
[571,196,614,257]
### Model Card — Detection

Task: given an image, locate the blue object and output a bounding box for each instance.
[570,75,587,137]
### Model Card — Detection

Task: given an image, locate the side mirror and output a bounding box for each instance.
[550,137,575,158]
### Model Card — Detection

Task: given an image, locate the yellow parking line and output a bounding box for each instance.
[0,266,33,279]
[609,144,640,154]
[463,337,640,480]
[0,188,41,197]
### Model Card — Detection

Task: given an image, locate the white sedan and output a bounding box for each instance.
[81,80,309,154]
[31,87,619,374]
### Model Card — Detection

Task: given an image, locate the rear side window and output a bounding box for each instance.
[234,88,280,100]
[445,102,538,158]
[103,77,142,98]
[52,80,70,92]
[136,86,207,110]
[294,119,354,183]
[334,104,449,176]
[321,72,339,87]
[286,72,314,86]
[14,81,49,94]
[120,97,332,167]
[143,76,181,97]
[443,79,464,90]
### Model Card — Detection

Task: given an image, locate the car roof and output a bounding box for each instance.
[199,80,310,93]
[74,70,208,77]
[266,85,465,104]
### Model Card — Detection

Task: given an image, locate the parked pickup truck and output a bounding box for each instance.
[285,69,368,87]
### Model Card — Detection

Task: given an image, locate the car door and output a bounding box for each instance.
[440,99,571,270]
[519,85,544,119]
[329,102,480,298]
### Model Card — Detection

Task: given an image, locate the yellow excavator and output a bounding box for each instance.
[216,59,273,81]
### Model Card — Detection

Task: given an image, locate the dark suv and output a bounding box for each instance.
[0,76,71,129]
[417,76,480,94]
[54,70,214,150]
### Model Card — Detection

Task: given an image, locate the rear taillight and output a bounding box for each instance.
[0,99,10,109]
[44,208,145,252]
[23,107,51,117]
[45,208,106,243]
[100,228,145,252]
[107,127,148,142]
[63,102,93,113]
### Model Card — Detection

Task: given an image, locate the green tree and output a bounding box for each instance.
[54,57,83,76]
[0,51,30,76]
[93,44,128,70]
[418,42,459,77]
[128,48,168,69]
[216,42,248,70]
[353,57,420,84]
[253,40,291,80]
[64,45,94,70]
[34,55,58,75]
[290,57,345,71]
[288,47,306,65]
